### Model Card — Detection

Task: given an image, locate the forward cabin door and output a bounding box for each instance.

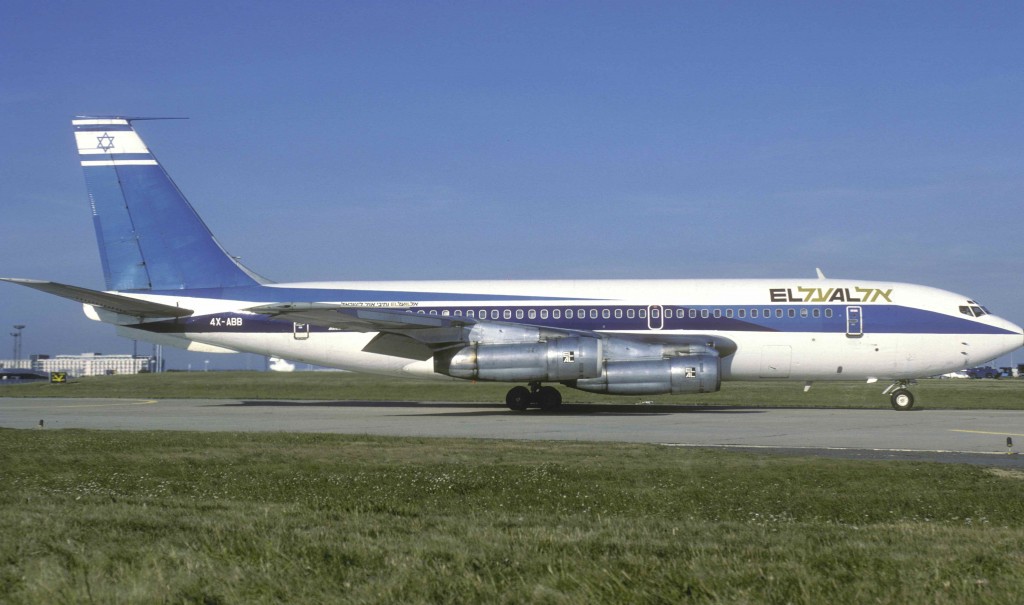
[846,306,863,338]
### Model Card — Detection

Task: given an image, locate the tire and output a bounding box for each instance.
[890,388,914,411]
[505,386,531,411]
[536,386,563,410]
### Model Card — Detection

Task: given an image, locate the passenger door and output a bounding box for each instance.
[846,306,863,338]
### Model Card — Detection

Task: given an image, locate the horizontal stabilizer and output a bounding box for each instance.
[1,278,193,318]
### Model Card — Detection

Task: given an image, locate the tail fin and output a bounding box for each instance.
[73,117,264,291]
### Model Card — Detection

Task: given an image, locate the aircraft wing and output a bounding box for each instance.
[249,303,736,361]
[1,278,194,318]
[253,303,616,361]
[249,304,482,360]
[249,303,476,333]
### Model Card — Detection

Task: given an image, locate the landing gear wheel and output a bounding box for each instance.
[536,386,563,410]
[890,388,914,411]
[506,386,531,411]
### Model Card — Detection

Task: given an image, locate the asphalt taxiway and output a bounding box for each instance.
[2,398,1022,467]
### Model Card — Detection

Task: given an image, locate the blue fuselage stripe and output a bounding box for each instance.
[132,301,1014,337]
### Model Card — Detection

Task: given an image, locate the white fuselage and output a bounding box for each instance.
[99,277,1023,383]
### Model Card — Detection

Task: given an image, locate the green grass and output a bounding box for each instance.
[1,430,1023,604]
[3,371,1024,409]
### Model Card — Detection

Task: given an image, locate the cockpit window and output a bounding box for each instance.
[959,303,990,317]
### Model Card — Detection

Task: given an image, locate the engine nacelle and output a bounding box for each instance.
[441,336,602,382]
[570,355,721,395]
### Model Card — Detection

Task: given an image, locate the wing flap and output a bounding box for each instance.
[361,333,435,361]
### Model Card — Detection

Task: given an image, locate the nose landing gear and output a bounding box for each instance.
[505,382,563,411]
[883,380,917,410]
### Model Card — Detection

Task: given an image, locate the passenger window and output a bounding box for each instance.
[590,309,598,319]
[825,309,833,318]
[776,309,783,318]
[553,309,561,319]
[751,309,758,318]
[651,308,660,319]
[540,309,548,319]
[627,308,635,319]
[812,309,820,318]
[764,308,771,317]
[430,310,438,315]
[528,309,536,320]
[800,308,808,318]
[726,309,733,319]
[788,309,795,318]
[491,310,499,319]
[676,309,684,319]
[602,309,610,319]
[614,309,622,319]
[689,309,697,319]
[566,309,574,319]
[418,310,425,315]
[442,310,450,316]
[713,309,721,319]
[701,309,709,319]
[503,309,512,319]
[515,309,523,320]
[454,309,462,316]
[639,309,647,319]
[738,309,745,318]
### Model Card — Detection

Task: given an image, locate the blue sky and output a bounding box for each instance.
[1,1,1022,370]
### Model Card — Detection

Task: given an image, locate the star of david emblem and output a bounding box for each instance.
[96,133,116,151]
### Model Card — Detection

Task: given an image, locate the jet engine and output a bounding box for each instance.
[570,355,721,395]
[441,336,602,382]
[436,328,722,396]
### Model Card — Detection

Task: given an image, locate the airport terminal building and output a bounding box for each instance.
[0,353,154,378]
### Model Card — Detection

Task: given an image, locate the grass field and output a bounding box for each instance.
[2,429,1023,604]
[3,371,1024,409]
[3,374,1023,602]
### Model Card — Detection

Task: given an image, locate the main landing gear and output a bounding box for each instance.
[883,380,917,411]
[505,382,563,411]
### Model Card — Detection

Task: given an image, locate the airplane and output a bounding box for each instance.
[3,117,1022,411]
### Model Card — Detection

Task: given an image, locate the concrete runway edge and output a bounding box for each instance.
[2,397,1023,467]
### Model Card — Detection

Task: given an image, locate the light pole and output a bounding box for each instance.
[11,325,25,362]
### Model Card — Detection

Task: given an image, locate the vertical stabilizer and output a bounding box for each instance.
[73,117,261,291]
